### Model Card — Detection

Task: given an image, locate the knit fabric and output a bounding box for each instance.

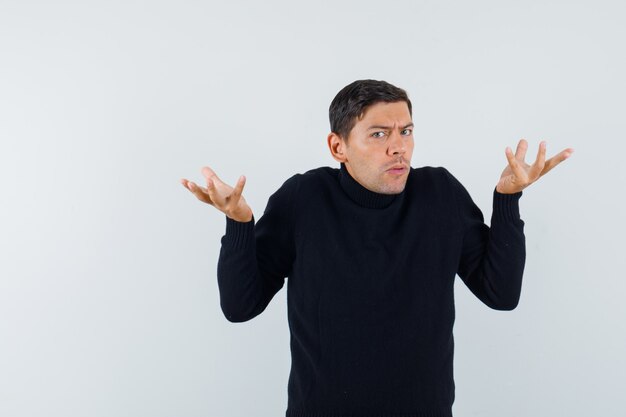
[217,163,525,417]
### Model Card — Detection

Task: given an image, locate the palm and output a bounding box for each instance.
[496,139,574,194]
[181,167,253,222]
[208,175,246,207]
[497,160,532,193]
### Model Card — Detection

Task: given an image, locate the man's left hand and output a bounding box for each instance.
[496,139,574,194]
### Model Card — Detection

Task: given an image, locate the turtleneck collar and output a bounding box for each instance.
[337,162,406,209]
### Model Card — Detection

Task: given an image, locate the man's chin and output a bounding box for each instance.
[377,181,407,195]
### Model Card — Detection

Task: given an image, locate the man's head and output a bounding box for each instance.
[327,79,414,195]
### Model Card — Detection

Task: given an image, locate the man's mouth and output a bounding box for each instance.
[386,166,407,175]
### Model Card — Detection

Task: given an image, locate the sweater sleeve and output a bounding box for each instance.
[443,168,526,310]
[216,175,299,322]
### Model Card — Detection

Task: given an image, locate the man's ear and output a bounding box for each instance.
[327,132,348,163]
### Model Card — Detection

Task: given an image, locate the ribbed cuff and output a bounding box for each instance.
[223,215,255,250]
[492,186,522,222]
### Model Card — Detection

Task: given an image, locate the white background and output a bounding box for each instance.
[1,1,624,416]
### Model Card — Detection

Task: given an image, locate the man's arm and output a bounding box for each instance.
[216,176,299,322]
[445,169,526,310]
[181,167,299,322]
[445,139,574,310]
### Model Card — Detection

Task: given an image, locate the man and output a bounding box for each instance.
[181,79,574,417]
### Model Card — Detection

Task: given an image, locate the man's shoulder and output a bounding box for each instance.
[271,166,337,199]
[301,165,338,180]
[406,165,465,202]
[408,165,472,205]
[409,165,451,184]
[410,165,445,175]
[283,165,338,187]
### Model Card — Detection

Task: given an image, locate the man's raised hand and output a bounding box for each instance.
[181,167,254,222]
[496,139,574,194]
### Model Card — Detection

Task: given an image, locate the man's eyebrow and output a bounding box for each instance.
[367,123,414,130]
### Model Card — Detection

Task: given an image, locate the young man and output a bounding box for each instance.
[181,80,574,417]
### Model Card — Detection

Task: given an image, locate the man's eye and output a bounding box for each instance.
[372,131,386,138]
[401,129,413,136]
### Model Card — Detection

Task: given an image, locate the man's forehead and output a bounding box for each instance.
[358,107,412,128]
[359,102,411,121]
[366,121,414,130]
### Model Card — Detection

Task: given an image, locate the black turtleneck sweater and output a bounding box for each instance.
[217,163,525,417]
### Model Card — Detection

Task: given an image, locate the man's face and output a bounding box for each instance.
[341,101,414,194]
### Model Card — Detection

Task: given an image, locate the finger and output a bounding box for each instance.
[231,175,246,201]
[514,138,528,162]
[528,141,547,180]
[539,148,575,177]
[505,146,526,180]
[204,177,221,205]
[188,181,213,204]
[188,181,209,194]
[201,166,224,185]
[181,178,205,192]
[187,181,200,194]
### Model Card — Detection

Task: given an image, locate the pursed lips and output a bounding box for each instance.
[386,164,407,171]
[386,165,407,176]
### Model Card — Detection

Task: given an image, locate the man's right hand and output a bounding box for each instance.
[181,167,254,222]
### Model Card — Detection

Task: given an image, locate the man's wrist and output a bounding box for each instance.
[496,184,524,195]
[226,210,253,223]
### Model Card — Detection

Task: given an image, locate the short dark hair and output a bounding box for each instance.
[329,79,412,141]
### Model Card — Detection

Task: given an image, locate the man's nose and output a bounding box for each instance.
[388,130,406,155]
